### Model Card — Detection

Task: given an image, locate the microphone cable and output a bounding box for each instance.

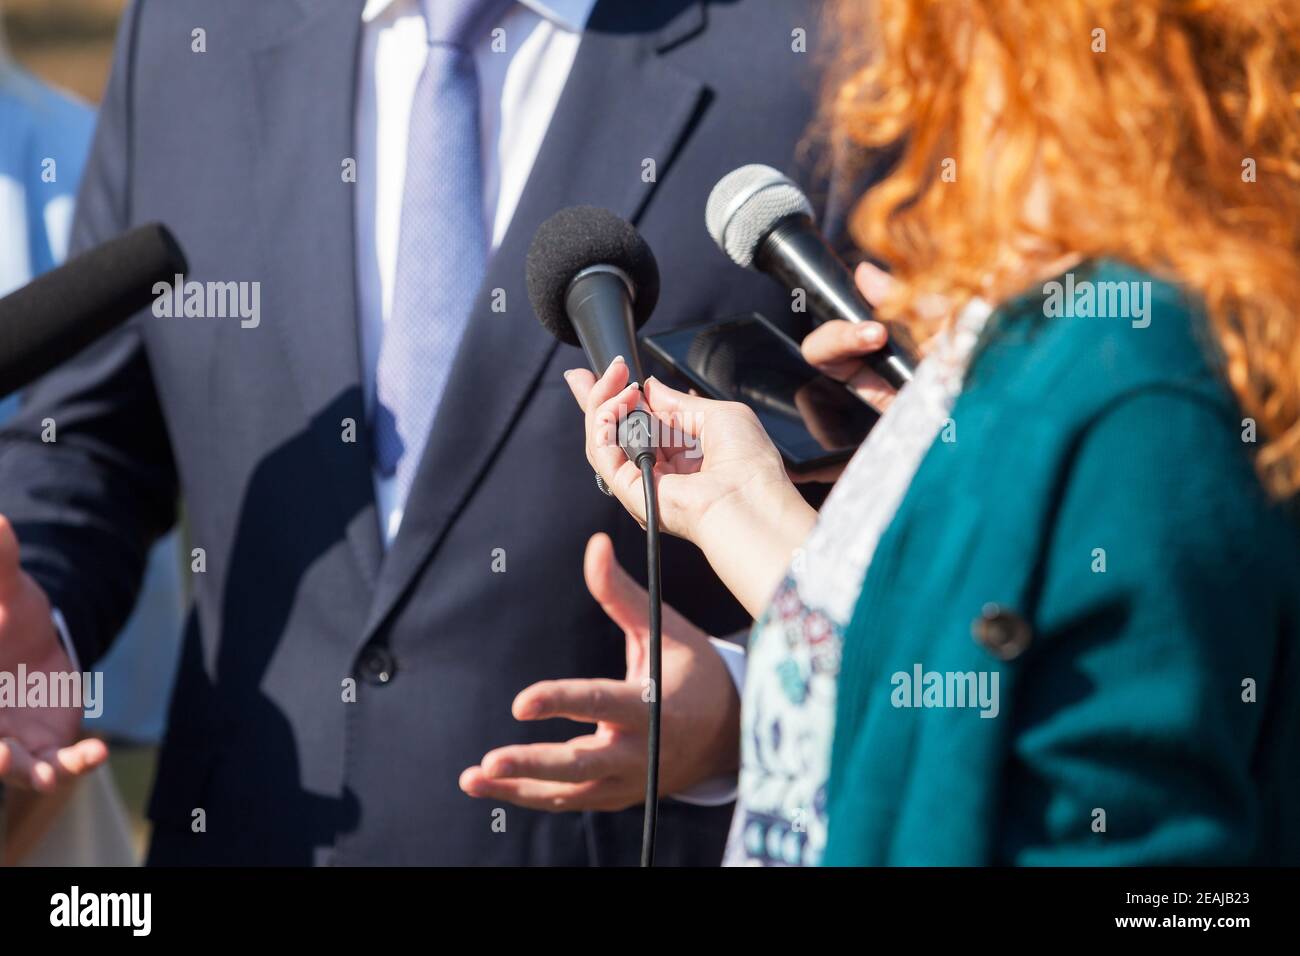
[639,455,662,867]
[619,407,661,867]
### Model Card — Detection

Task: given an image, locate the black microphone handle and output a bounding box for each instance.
[754,214,916,390]
[564,268,647,384]
[564,268,655,464]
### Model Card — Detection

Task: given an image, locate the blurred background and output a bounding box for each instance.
[3,0,165,863]
[3,0,124,104]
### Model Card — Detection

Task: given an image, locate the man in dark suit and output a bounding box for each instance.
[0,0,830,864]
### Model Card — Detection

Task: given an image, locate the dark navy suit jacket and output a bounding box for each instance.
[0,0,844,864]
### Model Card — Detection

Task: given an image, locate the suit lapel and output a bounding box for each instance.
[360,3,708,643]
[248,0,384,588]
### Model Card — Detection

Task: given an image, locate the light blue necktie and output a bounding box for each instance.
[372,0,506,506]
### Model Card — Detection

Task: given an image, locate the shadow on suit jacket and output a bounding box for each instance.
[0,0,861,864]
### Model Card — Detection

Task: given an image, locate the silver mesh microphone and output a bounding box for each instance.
[705,164,814,269]
[705,164,916,388]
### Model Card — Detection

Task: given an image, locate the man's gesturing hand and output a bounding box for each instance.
[0,516,108,791]
[459,533,740,812]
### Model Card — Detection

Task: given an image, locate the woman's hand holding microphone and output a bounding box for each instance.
[563,261,910,612]
[800,262,907,415]
[565,361,816,620]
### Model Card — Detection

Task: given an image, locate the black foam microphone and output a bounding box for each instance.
[527,206,660,464]
[706,165,917,389]
[0,223,188,396]
[527,206,665,869]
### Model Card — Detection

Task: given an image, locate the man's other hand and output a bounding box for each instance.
[460,533,740,812]
[0,516,108,791]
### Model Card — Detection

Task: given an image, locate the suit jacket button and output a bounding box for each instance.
[972,603,1032,660]
[358,646,397,686]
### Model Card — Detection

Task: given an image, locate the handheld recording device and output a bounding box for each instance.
[644,313,879,474]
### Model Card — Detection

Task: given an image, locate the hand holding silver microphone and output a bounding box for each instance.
[706,164,918,390]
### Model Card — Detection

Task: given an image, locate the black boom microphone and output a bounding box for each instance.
[706,165,917,389]
[526,206,663,868]
[0,223,188,396]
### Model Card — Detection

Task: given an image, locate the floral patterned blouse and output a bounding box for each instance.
[724,302,991,866]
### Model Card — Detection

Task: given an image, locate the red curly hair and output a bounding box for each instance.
[825,0,1300,498]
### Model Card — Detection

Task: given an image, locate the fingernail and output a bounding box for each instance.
[563,370,578,385]
[611,355,626,367]
[860,323,885,344]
